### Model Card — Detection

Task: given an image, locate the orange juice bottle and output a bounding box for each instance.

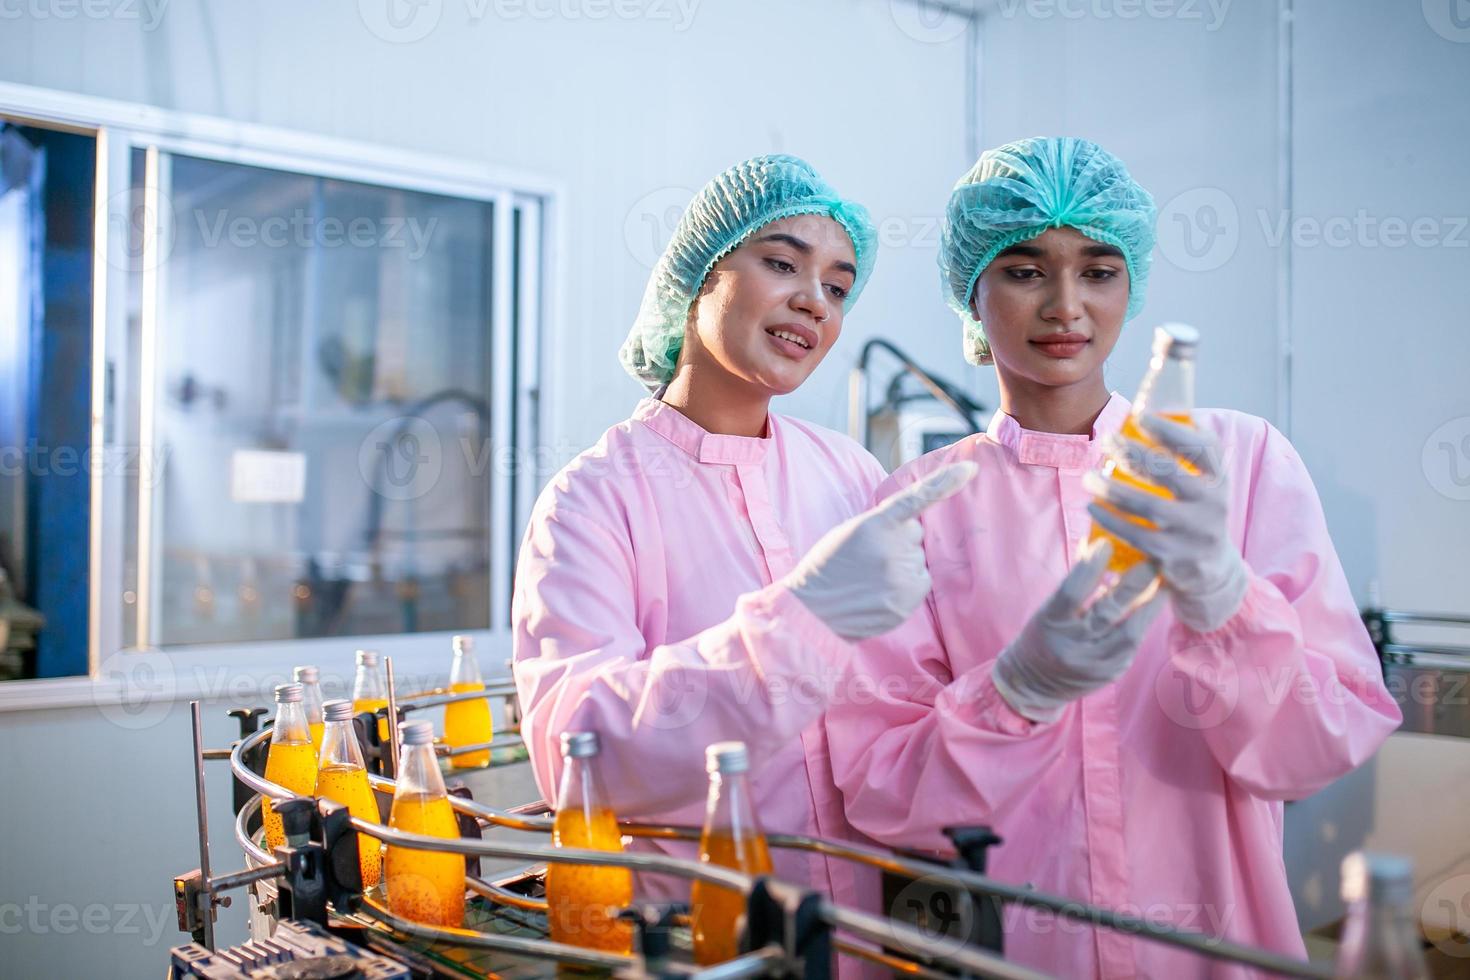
[691,742,772,965]
[262,683,319,852]
[315,699,383,888]
[294,665,325,748]
[445,635,493,769]
[547,732,633,954]
[385,720,466,927]
[1088,323,1200,573]
[351,649,390,743]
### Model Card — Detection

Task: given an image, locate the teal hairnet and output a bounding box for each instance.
[939,137,1157,364]
[620,154,877,390]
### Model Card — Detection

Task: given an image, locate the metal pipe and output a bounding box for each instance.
[1380,611,1470,627]
[209,864,281,893]
[395,685,518,711]
[190,701,216,949]
[465,875,549,912]
[688,947,786,980]
[385,656,401,775]
[823,905,1048,980]
[835,939,956,980]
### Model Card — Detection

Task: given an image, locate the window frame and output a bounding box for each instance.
[0,81,560,704]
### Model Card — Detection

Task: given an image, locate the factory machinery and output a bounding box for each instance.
[169,663,1345,980]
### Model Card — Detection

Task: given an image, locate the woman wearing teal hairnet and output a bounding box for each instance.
[826,137,1400,978]
[511,154,971,963]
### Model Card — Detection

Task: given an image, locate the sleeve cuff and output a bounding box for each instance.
[939,662,1043,737]
[1173,573,1282,649]
[738,582,853,670]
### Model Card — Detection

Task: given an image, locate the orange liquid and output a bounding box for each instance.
[445,682,493,769]
[691,829,773,965]
[547,807,633,953]
[1088,412,1196,573]
[385,792,465,927]
[353,697,389,742]
[309,721,324,748]
[315,763,383,888]
[261,740,319,852]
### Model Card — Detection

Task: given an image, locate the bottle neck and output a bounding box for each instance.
[272,702,312,744]
[353,666,385,701]
[557,755,611,817]
[395,741,448,798]
[450,651,482,686]
[300,682,324,722]
[705,770,762,839]
[319,718,367,769]
[1135,352,1195,417]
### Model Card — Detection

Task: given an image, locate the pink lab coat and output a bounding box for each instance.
[827,393,1402,979]
[512,397,887,916]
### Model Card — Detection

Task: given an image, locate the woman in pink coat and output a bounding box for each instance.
[512,155,972,940]
[825,138,1402,978]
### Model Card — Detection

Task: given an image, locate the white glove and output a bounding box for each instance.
[992,539,1166,723]
[1084,413,1249,633]
[784,462,977,640]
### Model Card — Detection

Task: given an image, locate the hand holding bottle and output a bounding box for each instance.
[1085,414,1248,633]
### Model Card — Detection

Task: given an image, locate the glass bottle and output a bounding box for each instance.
[1087,322,1199,573]
[261,682,318,852]
[294,665,325,747]
[351,649,389,742]
[315,698,383,888]
[445,635,493,769]
[384,720,466,927]
[691,741,773,965]
[1335,852,1430,979]
[547,731,633,953]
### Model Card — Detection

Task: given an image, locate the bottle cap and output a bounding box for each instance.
[452,635,475,656]
[1341,851,1414,905]
[323,699,354,722]
[1154,322,1200,359]
[274,683,303,704]
[706,741,749,775]
[400,720,435,746]
[560,731,601,759]
[355,649,379,668]
[293,665,319,684]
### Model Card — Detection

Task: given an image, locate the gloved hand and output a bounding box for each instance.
[992,539,1166,723]
[1084,413,1250,633]
[784,462,977,640]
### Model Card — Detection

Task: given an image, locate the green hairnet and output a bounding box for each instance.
[939,137,1157,364]
[620,154,877,390]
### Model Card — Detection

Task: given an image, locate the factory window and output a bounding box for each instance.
[1,105,545,677]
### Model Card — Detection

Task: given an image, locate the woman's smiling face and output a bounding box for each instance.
[970,225,1131,391]
[682,213,858,397]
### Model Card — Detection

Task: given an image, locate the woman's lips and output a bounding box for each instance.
[766,331,814,360]
[1030,337,1090,359]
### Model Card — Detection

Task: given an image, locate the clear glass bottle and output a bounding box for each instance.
[384,720,465,927]
[1335,852,1430,979]
[445,635,493,769]
[547,731,633,953]
[351,649,389,742]
[1087,322,1199,573]
[691,741,773,965]
[293,665,325,747]
[315,698,383,888]
[261,682,318,852]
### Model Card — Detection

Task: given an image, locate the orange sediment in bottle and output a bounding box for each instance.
[1088,412,1196,573]
[353,698,389,742]
[385,792,465,927]
[316,763,383,888]
[691,829,773,965]
[309,721,324,748]
[445,682,493,769]
[546,807,633,953]
[261,740,319,851]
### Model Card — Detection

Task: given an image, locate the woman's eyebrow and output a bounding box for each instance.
[753,232,856,276]
[995,244,1045,259]
[1083,243,1126,258]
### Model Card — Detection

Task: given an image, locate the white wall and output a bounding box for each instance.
[0,2,980,977]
